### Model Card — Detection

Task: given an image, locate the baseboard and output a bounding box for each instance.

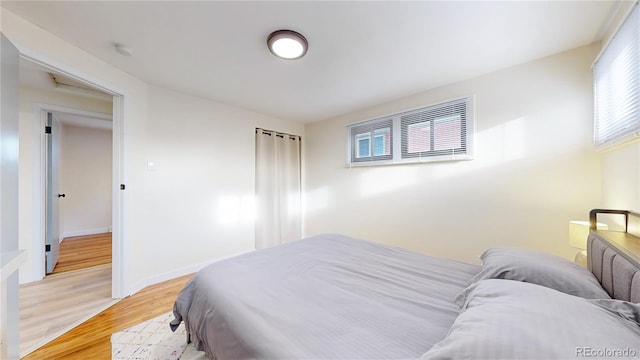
[127,249,253,297]
[61,227,112,241]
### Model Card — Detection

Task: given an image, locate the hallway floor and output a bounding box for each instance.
[19,233,114,357]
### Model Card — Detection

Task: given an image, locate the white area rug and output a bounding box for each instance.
[111,312,208,360]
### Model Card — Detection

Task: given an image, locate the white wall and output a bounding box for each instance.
[3,9,304,293]
[601,143,640,212]
[305,45,602,263]
[139,85,304,285]
[17,85,112,283]
[60,124,113,238]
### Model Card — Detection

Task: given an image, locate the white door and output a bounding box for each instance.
[45,112,62,274]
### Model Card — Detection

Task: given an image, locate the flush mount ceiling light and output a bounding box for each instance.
[267,30,308,60]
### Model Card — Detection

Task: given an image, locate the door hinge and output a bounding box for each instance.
[45,126,52,134]
[120,184,126,190]
[45,244,51,252]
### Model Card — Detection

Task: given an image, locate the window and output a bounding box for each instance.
[347,97,473,165]
[349,118,393,162]
[593,4,640,149]
[401,100,467,159]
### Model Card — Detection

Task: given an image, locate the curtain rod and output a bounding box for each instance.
[256,128,301,141]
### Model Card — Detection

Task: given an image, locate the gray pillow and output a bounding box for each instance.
[468,247,610,299]
[423,279,640,360]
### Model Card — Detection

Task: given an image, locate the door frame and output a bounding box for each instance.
[36,106,113,275]
[21,52,127,299]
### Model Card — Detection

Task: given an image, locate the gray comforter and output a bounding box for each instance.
[171,234,479,359]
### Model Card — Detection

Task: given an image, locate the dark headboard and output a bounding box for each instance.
[587,209,640,302]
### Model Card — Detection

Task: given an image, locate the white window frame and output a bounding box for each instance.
[346,96,474,166]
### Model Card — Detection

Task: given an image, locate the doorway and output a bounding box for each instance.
[17,55,126,298]
[43,107,114,275]
[18,58,120,356]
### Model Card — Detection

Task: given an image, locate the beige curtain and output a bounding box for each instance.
[255,129,302,249]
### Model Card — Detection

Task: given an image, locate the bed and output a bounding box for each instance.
[171,209,640,359]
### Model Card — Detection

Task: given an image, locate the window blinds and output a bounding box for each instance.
[593,4,640,148]
[400,98,468,158]
[349,118,393,163]
[346,96,473,166]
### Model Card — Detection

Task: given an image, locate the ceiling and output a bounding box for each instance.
[20,59,112,100]
[19,60,113,129]
[2,1,623,123]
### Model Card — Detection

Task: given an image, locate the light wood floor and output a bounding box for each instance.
[23,273,193,359]
[51,233,112,274]
[19,264,115,357]
[19,233,114,357]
